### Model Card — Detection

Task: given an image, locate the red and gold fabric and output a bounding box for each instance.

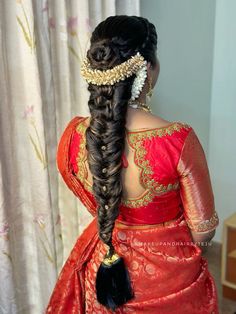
[45,116,219,313]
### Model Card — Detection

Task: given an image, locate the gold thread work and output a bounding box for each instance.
[75,119,192,208]
[187,210,219,232]
[126,122,191,196]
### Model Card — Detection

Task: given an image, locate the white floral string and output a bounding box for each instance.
[130,61,147,100]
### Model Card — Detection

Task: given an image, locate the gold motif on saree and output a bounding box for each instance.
[75,119,191,208]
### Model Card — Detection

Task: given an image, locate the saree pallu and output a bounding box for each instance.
[46,211,218,314]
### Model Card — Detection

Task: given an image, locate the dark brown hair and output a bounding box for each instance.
[84,15,158,310]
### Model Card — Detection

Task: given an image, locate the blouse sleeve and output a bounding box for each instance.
[177,128,219,233]
[56,116,97,217]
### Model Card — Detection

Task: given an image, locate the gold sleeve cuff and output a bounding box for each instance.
[185,210,219,232]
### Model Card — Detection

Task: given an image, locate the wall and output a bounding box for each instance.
[141,0,236,242]
[140,0,216,153]
[208,0,236,242]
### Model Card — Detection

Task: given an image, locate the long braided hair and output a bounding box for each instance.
[84,15,158,310]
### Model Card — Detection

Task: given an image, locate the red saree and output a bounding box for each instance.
[45,116,219,313]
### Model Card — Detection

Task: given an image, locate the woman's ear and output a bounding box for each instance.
[151,59,160,87]
[146,62,153,80]
[146,61,152,71]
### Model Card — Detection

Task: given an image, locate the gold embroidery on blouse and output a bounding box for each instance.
[74,119,191,208]
[127,122,191,194]
[186,210,219,232]
[75,119,94,194]
[127,121,190,139]
[121,190,154,208]
[84,179,93,193]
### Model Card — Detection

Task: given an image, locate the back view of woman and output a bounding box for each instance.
[45,15,219,313]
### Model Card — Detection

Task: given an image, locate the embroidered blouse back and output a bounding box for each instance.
[64,116,219,232]
[75,118,182,206]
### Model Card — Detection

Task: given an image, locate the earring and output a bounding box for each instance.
[146,76,153,102]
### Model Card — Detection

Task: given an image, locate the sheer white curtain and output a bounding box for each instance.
[0,1,139,313]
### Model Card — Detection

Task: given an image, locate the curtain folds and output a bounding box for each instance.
[0,1,140,312]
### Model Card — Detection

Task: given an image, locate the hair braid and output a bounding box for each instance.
[86,76,135,252]
[83,15,158,310]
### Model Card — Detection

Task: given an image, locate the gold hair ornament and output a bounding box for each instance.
[102,252,120,266]
[80,52,147,85]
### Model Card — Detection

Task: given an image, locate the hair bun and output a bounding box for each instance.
[92,45,110,61]
[88,41,117,69]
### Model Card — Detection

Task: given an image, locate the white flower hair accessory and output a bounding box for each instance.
[81,50,148,100]
[80,51,146,86]
[130,61,147,100]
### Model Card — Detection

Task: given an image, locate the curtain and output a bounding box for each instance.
[0,1,140,313]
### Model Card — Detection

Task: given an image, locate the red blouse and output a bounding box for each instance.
[57,116,219,233]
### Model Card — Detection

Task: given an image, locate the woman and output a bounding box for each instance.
[45,15,219,313]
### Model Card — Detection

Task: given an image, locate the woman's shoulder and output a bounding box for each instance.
[58,116,89,141]
[65,116,87,130]
[56,115,97,215]
[56,116,86,169]
[126,116,192,140]
[125,110,192,133]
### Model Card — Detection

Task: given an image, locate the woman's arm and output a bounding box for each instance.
[177,128,219,251]
[190,229,216,253]
[56,116,97,216]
